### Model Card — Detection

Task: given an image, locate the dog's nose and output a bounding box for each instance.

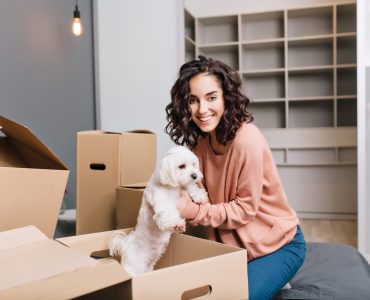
[191,173,198,180]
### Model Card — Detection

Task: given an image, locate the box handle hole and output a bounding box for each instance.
[181,285,212,299]
[90,163,106,170]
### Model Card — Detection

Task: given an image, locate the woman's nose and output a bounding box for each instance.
[198,99,208,114]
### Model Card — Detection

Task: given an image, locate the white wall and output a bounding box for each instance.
[357,0,370,261]
[185,0,353,16]
[94,0,183,159]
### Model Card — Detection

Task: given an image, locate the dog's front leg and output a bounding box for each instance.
[151,190,186,233]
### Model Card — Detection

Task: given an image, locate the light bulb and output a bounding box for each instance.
[72,4,83,36]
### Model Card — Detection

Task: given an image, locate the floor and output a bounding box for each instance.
[299,219,357,248]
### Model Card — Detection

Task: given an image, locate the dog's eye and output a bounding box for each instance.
[178,164,186,169]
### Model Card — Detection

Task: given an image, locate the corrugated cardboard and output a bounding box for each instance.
[116,184,208,239]
[0,115,69,238]
[58,229,249,299]
[76,130,156,235]
[0,226,129,300]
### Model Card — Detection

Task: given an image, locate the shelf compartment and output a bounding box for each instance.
[197,16,238,44]
[337,67,357,96]
[288,100,334,128]
[271,149,286,164]
[198,45,239,70]
[242,41,284,71]
[337,146,357,163]
[243,73,285,99]
[288,38,333,68]
[288,6,333,38]
[337,35,356,65]
[337,98,357,127]
[248,101,285,128]
[288,70,333,98]
[288,148,336,164]
[241,11,284,42]
[185,10,195,41]
[185,39,196,62]
[337,3,356,34]
[278,165,357,214]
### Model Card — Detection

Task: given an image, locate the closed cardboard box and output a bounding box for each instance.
[0,115,69,238]
[76,130,156,234]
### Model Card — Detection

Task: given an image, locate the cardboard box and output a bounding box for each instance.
[116,184,208,239]
[76,130,156,235]
[0,115,69,238]
[0,226,129,299]
[0,227,248,299]
[58,229,249,299]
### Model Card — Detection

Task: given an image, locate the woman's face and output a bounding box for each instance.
[188,73,225,135]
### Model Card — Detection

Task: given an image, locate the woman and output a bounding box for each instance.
[165,56,306,300]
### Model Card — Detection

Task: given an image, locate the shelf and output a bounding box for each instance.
[288,70,333,98]
[337,3,356,34]
[197,15,238,44]
[248,101,285,128]
[288,100,333,128]
[287,6,333,38]
[243,73,285,99]
[337,67,357,96]
[198,44,239,70]
[241,11,284,42]
[242,42,284,71]
[185,39,195,62]
[288,38,333,68]
[337,98,357,127]
[337,35,357,65]
[185,10,195,41]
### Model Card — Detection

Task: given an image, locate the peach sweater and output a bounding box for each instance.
[180,123,299,261]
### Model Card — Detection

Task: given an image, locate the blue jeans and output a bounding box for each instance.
[247,226,306,300]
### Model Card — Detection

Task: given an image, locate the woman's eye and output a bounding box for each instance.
[209,96,217,101]
[189,97,197,104]
[179,164,186,169]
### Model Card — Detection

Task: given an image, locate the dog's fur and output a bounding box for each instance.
[109,146,208,276]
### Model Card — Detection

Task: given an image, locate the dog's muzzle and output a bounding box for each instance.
[191,173,198,180]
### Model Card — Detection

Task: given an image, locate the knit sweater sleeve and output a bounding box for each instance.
[181,126,265,230]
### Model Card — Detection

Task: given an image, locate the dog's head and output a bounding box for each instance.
[156,146,203,188]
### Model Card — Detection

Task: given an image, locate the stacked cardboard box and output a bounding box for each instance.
[76,130,156,234]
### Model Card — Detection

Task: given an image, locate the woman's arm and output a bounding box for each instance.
[180,136,264,230]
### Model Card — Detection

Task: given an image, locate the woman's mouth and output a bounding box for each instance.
[198,115,213,123]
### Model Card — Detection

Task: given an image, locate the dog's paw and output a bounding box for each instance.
[109,232,126,257]
[172,221,186,233]
[189,187,209,204]
[154,213,185,232]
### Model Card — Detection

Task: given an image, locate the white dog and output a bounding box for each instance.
[109,146,208,276]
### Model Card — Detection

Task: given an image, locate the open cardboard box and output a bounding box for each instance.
[76,130,156,235]
[0,226,248,299]
[0,115,69,238]
[58,228,249,299]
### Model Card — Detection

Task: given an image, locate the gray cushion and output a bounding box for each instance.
[275,243,370,299]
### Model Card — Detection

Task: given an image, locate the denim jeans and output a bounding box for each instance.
[247,226,306,300]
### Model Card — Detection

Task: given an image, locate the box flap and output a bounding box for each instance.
[0,226,47,251]
[0,237,97,291]
[0,259,130,300]
[0,115,68,170]
[0,136,28,167]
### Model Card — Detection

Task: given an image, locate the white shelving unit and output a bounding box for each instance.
[184,2,357,219]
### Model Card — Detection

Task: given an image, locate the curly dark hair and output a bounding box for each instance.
[165,55,253,149]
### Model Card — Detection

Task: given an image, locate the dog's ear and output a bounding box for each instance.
[156,154,177,187]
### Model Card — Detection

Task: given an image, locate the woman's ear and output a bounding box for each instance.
[156,155,177,187]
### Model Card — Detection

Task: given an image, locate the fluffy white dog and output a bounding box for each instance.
[109,146,208,276]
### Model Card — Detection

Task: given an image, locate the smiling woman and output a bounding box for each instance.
[165,55,306,300]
